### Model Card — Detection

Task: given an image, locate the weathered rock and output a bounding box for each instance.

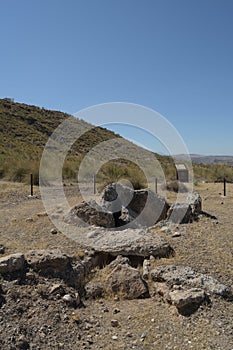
[187,192,202,216]
[168,288,206,314]
[0,244,5,254]
[151,265,231,298]
[167,203,193,224]
[0,253,25,275]
[106,263,149,299]
[108,255,130,269]
[85,282,103,299]
[86,228,173,259]
[102,183,170,227]
[26,249,70,275]
[142,259,150,280]
[25,250,83,289]
[67,200,115,228]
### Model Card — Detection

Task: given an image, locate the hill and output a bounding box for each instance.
[0,99,176,187]
[1,98,233,185]
[176,154,233,166]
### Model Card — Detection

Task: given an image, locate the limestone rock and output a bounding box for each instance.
[25,250,83,289]
[87,228,173,259]
[26,249,70,275]
[102,183,170,227]
[187,192,202,216]
[167,203,193,224]
[108,255,130,269]
[0,253,25,275]
[142,259,150,279]
[85,282,103,299]
[168,288,206,314]
[106,263,149,299]
[151,265,231,298]
[67,200,115,228]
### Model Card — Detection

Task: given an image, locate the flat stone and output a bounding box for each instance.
[84,227,173,259]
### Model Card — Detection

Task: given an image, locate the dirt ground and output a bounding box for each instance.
[0,181,232,350]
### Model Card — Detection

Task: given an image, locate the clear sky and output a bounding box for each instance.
[1,0,233,155]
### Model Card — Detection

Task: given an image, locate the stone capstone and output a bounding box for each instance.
[85,227,174,259]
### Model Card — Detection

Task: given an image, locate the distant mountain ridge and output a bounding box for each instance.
[175,154,233,166]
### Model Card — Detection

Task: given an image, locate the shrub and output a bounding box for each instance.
[163,180,188,193]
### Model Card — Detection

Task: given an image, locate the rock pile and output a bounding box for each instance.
[150,264,232,315]
[67,184,203,228]
[67,183,170,229]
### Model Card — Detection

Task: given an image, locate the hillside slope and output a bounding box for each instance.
[0,99,120,161]
[1,98,233,185]
[0,99,176,185]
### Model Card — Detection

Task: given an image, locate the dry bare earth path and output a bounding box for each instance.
[0,181,233,350]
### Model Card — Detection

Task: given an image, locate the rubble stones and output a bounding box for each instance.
[25,250,70,276]
[151,265,231,298]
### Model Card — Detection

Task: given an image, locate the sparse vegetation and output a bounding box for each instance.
[162,180,188,193]
[1,98,233,187]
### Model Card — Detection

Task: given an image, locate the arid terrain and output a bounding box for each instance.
[0,180,233,350]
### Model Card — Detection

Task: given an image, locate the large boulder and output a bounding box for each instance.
[106,262,149,299]
[0,253,25,275]
[167,192,202,224]
[67,200,115,228]
[25,250,84,289]
[167,203,193,224]
[25,249,70,274]
[102,183,170,227]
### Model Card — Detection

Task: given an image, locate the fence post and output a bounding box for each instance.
[224,177,226,197]
[155,177,158,194]
[30,173,33,196]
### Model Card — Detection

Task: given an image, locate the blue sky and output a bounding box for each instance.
[1,0,233,155]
